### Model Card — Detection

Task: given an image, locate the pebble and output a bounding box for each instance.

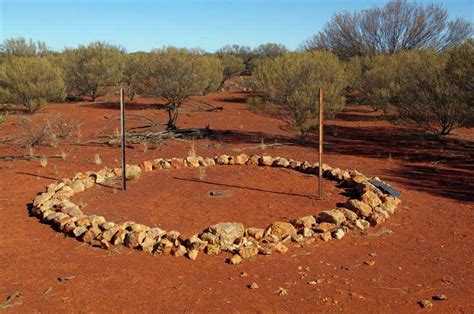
[419,299,433,308]
[277,287,288,296]
[240,272,248,278]
[364,260,376,266]
[432,294,447,301]
[248,282,259,289]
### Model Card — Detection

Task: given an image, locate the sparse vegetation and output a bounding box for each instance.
[61,41,125,101]
[0,56,65,112]
[251,51,347,138]
[139,47,222,130]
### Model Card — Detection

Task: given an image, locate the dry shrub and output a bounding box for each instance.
[17,116,82,147]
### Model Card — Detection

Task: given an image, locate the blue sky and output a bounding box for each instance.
[1,0,472,52]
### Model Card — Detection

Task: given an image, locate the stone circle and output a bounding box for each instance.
[30,154,401,263]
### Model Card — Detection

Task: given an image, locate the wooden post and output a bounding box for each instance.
[120,88,126,191]
[318,88,324,199]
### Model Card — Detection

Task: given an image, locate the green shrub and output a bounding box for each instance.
[123,52,148,100]
[0,56,65,113]
[395,48,474,135]
[251,51,346,138]
[61,42,125,101]
[219,54,245,88]
[140,47,223,129]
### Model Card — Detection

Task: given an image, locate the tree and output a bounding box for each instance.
[251,51,346,139]
[0,37,51,57]
[254,43,288,58]
[394,47,473,135]
[217,44,255,74]
[123,52,148,101]
[302,0,472,59]
[0,57,65,113]
[140,47,223,130]
[61,42,125,101]
[218,54,245,89]
[346,54,400,113]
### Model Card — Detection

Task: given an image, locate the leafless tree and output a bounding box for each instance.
[302,0,472,59]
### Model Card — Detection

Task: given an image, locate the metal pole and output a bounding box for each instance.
[120,88,126,191]
[318,88,324,199]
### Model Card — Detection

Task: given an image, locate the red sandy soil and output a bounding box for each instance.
[0,91,473,312]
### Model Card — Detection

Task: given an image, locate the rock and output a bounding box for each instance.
[125,231,146,248]
[129,223,149,232]
[258,156,273,166]
[140,236,157,253]
[88,215,106,228]
[140,160,153,172]
[102,226,120,242]
[374,207,390,219]
[288,160,301,169]
[314,222,337,233]
[234,154,249,165]
[248,282,259,289]
[187,249,199,260]
[204,244,221,255]
[112,229,127,245]
[203,157,215,166]
[172,245,187,257]
[125,165,141,180]
[216,155,230,165]
[81,227,101,243]
[273,242,288,254]
[187,235,208,251]
[76,217,91,227]
[272,157,289,167]
[208,222,245,247]
[354,219,370,230]
[54,186,75,201]
[169,158,183,169]
[245,227,264,240]
[246,155,260,166]
[337,207,358,222]
[332,228,345,239]
[209,190,225,196]
[432,294,447,301]
[159,160,172,169]
[277,287,288,296]
[293,215,316,229]
[240,272,248,278]
[344,199,373,217]
[258,246,272,255]
[381,201,397,215]
[72,226,88,237]
[369,213,386,226]
[319,232,332,242]
[229,254,242,265]
[70,181,85,193]
[184,156,199,168]
[302,228,314,238]
[364,260,375,266]
[238,245,258,259]
[360,191,382,208]
[419,299,433,308]
[157,238,174,254]
[319,210,346,225]
[60,205,83,218]
[264,222,297,240]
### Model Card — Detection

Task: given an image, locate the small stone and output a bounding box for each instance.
[332,228,345,239]
[248,282,259,289]
[70,181,85,193]
[293,215,316,229]
[277,287,288,296]
[216,155,230,165]
[360,191,382,208]
[364,260,376,266]
[112,229,127,245]
[187,249,199,261]
[259,155,273,166]
[172,245,187,257]
[125,165,141,180]
[272,157,289,167]
[319,232,332,242]
[102,226,120,242]
[125,231,146,248]
[246,155,260,166]
[240,272,248,278]
[302,228,314,238]
[419,299,433,308]
[319,210,346,225]
[258,246,272,255]
[208,222,245,247]
[72,226,88,237]
[369,252,377,257]
[209,190,225,196]
[314,222,337,233]
[204,244,221,255]
[238,245,259,259]
[369,213,386,226]
[308,281,317,285]
[140,237,157,253]
[273,242,288,254]
[265,222,297,240]
[432,294,447,301]
[234,154,249,165]
[337,207,358,222]
[185,157,200,168]
[344,199,373,217]
[140,160,153,172]
[246,227,265,240]
[229,254,243,265]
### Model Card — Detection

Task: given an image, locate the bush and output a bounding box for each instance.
[251,51,347,138]
[0,37,50,57]
[123,52,148,100]
[395,48,474,135]
[140,47,223,129]
[219,54,245,88]
[61,42,125,101]
[0,56,65,113]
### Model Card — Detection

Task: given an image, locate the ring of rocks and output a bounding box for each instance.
[31,154,401,264]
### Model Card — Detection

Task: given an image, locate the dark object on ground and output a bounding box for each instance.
[369,178,401,198]
[209,190,226,196]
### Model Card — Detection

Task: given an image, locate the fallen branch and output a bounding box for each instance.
[0,154,67,161]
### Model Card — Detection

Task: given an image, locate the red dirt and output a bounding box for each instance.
[0,91,473,312]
